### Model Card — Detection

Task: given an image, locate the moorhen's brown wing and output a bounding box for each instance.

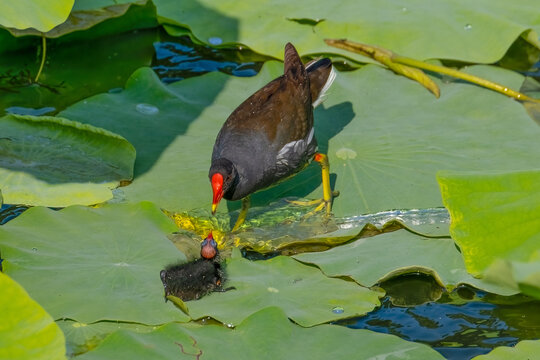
[210,43,317,201]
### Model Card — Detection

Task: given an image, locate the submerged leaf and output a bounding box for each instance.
[0,114,135,207]
[77,307,445,360]
[0,272,66,360]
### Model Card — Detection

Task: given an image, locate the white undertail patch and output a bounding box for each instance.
[312,65,336,108]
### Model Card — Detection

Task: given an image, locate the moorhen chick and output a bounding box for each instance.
[160,232,225,301]
[209,42,338,231]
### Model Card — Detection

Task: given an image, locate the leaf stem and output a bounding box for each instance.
[391,55,540,103]
[34,34,46,83]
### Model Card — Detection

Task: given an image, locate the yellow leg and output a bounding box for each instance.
[232,196,251,231]
[314,153,333,215]
[288,153,339,216]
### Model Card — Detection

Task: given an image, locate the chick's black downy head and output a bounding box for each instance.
[160,232,224,301]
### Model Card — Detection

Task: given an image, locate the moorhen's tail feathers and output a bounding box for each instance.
[306,58,336,107]
[284,42,308,82]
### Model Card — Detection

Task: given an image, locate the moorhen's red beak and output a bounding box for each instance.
[200,232,218,259]
[211,173,224,214]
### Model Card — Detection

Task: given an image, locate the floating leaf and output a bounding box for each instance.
[438,170,540,299]
[183,249,383,327]
[472,339,540,360]
[0,202,188,324]
[154,0,540,64]
[294,229,516,296]
[0,272,66,360]
[57,320,156,357]
[0,0,74,32]
[0,114,135,207]
[7,0,157,39]
[77,307,446,360]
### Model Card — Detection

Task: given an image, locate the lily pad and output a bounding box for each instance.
[57,320,156,357]
[77,307,445,360]
[0,272,66,360]
[154,0,540,63]
[0,114,135,207]
[438,170,540,299]
[472,339,540,360]
[7,0,157,40]
[0,202,188,324]
[183,249,383,327]
[0,0,74,32]
[294,229,516,296]
[60,62,540,218]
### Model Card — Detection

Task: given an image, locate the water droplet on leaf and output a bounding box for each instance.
[208,37,223,45]
[135,103,159,115]
[336,148,357,160]
[464,24,472,30]
[332,306,344,314]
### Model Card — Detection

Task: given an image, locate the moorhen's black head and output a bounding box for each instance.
[209,158,238,214]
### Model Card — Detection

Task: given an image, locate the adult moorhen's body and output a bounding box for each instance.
[160,233,224,301]
[209,42,337,230]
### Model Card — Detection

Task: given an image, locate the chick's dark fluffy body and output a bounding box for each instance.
[160,257,224,301]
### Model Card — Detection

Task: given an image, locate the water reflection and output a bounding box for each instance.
[337,275,540,360]
[152,34,267,84]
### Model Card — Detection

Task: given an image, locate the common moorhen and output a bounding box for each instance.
[160,232,225,301]
[209,42,338,231]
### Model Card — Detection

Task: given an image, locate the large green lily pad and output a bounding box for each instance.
[294,229,516,296]
[438,170,540,299]
[0,0,74,32]
[0,272,66,360]
[154,0,540,63]
[0,114,135,207]
[60,62,540,218]
[183,248,382,327]
[77,307,445,360]
[0,202,188,324]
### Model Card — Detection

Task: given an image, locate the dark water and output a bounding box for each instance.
[152,32,266,83]
[338,275,540,359]
[1,30,539,359]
